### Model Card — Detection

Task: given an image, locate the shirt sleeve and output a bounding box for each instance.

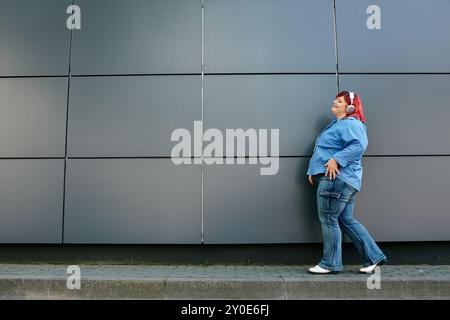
[332,122,368,167]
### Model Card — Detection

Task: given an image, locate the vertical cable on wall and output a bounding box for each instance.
[201,0,205,244]
[61,0,75,243]
[333,0,346,241]
[332,0,340,93]
[334,0,350,242]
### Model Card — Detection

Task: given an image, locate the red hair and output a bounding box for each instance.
[336,90,366,123]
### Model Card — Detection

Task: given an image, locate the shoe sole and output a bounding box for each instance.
[308,270,340,275]
[359,270,375,274]
[359,259,387,274]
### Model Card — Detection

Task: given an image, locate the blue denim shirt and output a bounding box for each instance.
[306,117,368,191]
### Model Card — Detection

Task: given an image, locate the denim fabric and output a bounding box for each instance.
[313,174,387,271]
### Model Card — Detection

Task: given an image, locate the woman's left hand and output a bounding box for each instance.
[324,158,340,179]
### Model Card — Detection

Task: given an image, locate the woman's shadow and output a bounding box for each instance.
[295,116,330,242]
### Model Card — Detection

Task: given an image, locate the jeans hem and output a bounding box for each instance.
[363,255,387,268]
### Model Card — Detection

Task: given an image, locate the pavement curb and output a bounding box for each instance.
[0,264,449,299]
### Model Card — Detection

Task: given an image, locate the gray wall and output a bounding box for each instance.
[0,0,449,243]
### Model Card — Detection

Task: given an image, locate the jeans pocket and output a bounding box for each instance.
[318,189,342,213]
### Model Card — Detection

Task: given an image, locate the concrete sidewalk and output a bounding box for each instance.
[0,264,448,299]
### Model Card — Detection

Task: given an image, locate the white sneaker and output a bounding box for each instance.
[359,260,385,274]
[308,265,332,274]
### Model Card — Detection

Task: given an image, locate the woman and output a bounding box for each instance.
[306,90,387,274]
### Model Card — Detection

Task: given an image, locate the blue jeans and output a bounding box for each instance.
[314,174,387,271]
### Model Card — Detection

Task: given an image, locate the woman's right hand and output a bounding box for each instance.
[308,175,314,186]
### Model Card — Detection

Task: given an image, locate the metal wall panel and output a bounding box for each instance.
[204,75,337,157]
[204,0,336,73]
[354,157,450,241]
[68,76,201,157]
[0,159,64,243]
[64,159,202,243]
[0,0,71,76]
[340,75,450,155]
[71,0,201,75]
[0,78,67,157]
[204,157,322,243]
[336,0,450,72]
[0,0,448,245]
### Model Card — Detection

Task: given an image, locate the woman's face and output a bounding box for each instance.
[331,96,347,117]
